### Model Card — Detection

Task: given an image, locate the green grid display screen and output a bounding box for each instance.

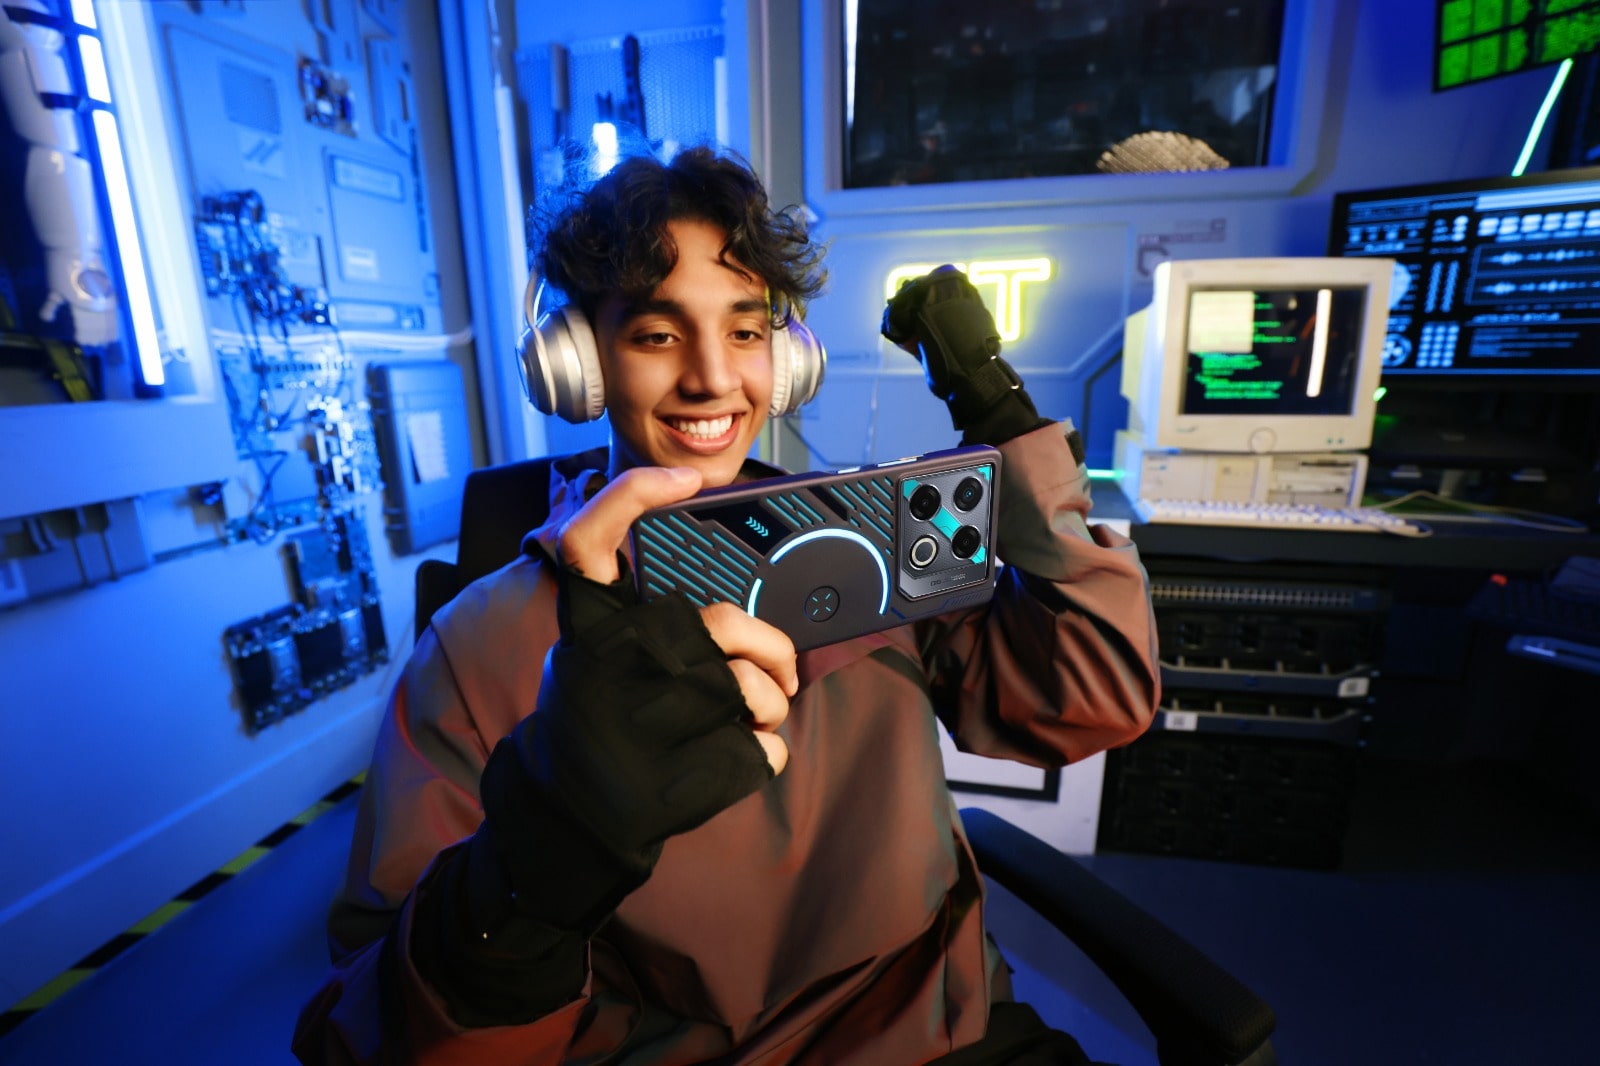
[1436,0,1600,90]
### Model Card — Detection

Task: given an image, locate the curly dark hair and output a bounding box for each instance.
[528,145,826,327]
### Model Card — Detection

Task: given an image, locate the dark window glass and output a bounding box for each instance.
[844,0,1288,188]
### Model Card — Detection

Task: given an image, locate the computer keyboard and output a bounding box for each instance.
[1132,498,1429,536]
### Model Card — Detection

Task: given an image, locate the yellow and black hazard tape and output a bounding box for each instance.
[0,774,365,1041]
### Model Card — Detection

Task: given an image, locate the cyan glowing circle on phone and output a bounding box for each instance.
[757,528,890,615]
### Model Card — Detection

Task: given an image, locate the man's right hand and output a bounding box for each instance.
[475,466,798,936]
[415,467,804,1020]
[554,465,796,776]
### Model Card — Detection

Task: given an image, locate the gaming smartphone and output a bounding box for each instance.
[631,446,1003,651]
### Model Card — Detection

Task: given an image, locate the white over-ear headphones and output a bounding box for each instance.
[518,274,826,425]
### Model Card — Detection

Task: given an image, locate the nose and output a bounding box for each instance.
[678,331,744,399]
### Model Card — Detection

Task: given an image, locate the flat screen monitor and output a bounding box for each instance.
[1121,257,1393,453]
[1328,166,1600,386]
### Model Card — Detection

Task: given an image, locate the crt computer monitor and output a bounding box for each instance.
[1327,166,1600,387]
[1121,257,1395,454]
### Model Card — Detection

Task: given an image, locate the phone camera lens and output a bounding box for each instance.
[951,526,983,560]
[908,484,941,521]
[952,476,984,512]
[908,534,938,569]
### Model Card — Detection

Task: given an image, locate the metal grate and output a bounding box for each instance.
[1151,581,1375,611]
[220,62,282,134]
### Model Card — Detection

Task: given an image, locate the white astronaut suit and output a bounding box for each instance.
[1,0,117,347]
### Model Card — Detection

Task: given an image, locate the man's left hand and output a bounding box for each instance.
[881,265,1052,445]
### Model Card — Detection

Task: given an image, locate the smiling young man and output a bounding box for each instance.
[591,216,775,482]
[294,147,1160,1065]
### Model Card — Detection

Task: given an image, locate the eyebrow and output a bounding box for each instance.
[622,296,770,320]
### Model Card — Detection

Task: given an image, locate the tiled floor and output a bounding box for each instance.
[2,756,1595,1065]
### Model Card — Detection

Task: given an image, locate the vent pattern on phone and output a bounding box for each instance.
[763,490,829,531]
[824,475,895,551]
[636,511,760,608]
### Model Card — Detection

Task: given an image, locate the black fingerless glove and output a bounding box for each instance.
[882,265,1054,446]
[411,564,773,1025]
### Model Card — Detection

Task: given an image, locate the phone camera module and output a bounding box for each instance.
[908,534,939,569]
[951,526,983,560]
[952,476,984,512]
[908,484,941,521]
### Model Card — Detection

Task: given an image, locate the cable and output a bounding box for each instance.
[242,448,291,544]
[781,343,898,470]
[775,415,859,470]
[321,319,353,402]
[1347,508,1432,538]
[863,342,886,463]
[1367,489,1591,533]
[207,325,474,351]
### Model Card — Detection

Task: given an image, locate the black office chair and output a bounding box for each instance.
[414,457,1278,1066]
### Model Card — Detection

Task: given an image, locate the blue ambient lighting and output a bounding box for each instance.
[1514,59,1573,178]
[91,108,164,388]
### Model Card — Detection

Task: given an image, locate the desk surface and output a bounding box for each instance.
[1089,481,1600,573]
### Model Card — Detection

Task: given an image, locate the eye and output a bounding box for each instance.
[632,330,676,347]
[730,318,771,344]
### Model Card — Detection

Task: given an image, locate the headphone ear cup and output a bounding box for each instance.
[521,280,606,423]
[553,308,606,423]
[768,316,827,418]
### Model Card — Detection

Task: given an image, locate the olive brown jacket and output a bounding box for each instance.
[293,421,1159,1065]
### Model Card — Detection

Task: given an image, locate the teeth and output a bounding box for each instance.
[667,415,734,439]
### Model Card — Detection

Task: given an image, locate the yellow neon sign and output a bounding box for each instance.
[884,257,1053,343]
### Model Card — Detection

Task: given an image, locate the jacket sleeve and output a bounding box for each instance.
[292,856,588,1065]
[293,565,591,1064]
[919,419,1160,767]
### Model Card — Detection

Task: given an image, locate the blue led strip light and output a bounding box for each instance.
[73,1,165,389]
[1513,59,1574,178]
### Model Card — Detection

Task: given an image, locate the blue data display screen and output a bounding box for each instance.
[1330,172,1600,378]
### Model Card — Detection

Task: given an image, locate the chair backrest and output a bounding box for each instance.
[415,456,557,642]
